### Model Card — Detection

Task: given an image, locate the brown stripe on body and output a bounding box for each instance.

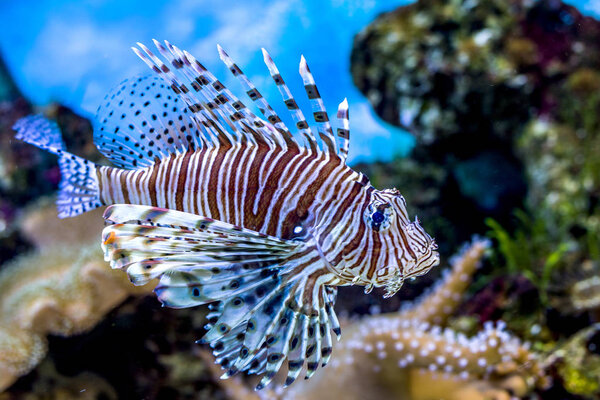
[162,154,176,209]
[192,147,209,215]
[366,233,383,280]
[133,169,145,204]
[104,167,118,204]
[119,169,131,204]
[235,145,255,226]
[217,145,238,220]
[395,221,417,261]
[242,144,273,230]
[275,155,342,238]
[206,144,231,220]
[147,158,161,206]
[226,145,247,224]
[320,179,365,263]
[96,167,109,205]
[336,201,369,264]
[175,150,194,211]
[260,150,318,237]
[249,146,300,231]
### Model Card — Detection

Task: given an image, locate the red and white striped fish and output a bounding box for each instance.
[14,40,439,389]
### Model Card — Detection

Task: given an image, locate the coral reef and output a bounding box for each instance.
[351,0,531,145]
[281,319,545,400]
[352,0,600,146]
[0,204,154,391]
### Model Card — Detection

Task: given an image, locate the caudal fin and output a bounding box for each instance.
[13,115,102,218]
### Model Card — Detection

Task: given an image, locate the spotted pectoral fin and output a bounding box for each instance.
[102,204,301,286]
[206,275,342,390]
[101,204,341,389]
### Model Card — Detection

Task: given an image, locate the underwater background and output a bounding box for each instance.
[1,0,600,399]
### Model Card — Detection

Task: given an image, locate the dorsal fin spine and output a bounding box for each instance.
[217,45,293,150]
[175,46,268,148]
[336,98,350,161]
[183,52,258,148]
[261,48,319,151]
[131,40,348,160]
[299,56,337,156]
[190,48,280,150]
[155,40,239,147]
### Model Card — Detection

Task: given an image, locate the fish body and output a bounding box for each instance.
[97,143,354,240]
[14,41,439,389]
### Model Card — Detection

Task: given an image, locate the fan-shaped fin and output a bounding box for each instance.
[101,204,341,389]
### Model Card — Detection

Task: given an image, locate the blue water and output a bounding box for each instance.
[0,0,597,163]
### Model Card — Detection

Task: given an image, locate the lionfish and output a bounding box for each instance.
[14,40,439,389]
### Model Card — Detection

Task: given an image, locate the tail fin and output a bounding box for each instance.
[13,115,102,218]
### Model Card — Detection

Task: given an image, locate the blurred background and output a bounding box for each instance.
[2,0,600,399]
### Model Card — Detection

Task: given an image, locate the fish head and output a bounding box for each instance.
[329,187,439,297]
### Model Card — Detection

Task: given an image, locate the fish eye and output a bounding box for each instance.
[371,211,385,223]
[365,201,393,232]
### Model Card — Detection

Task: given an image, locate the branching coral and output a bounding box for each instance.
[0,204,154,391]
[205,238,550,399]
[282,319,545,400]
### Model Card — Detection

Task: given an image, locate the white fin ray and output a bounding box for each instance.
[178,49,276,148]
[261,48,318,151]
[217,45,293,149]
[101,204,341,389]
[336,98,350,161]
[299,56,337,154]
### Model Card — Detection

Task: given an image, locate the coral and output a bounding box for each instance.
[281,319,546,400]
[351,0,600,146]
[205,239,551,399]
[0,204,155,391]
[18,198,105,250]
[351,0,530,145]
[565,263,600,314]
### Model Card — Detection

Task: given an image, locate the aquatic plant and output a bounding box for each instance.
[485,211,570,307]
